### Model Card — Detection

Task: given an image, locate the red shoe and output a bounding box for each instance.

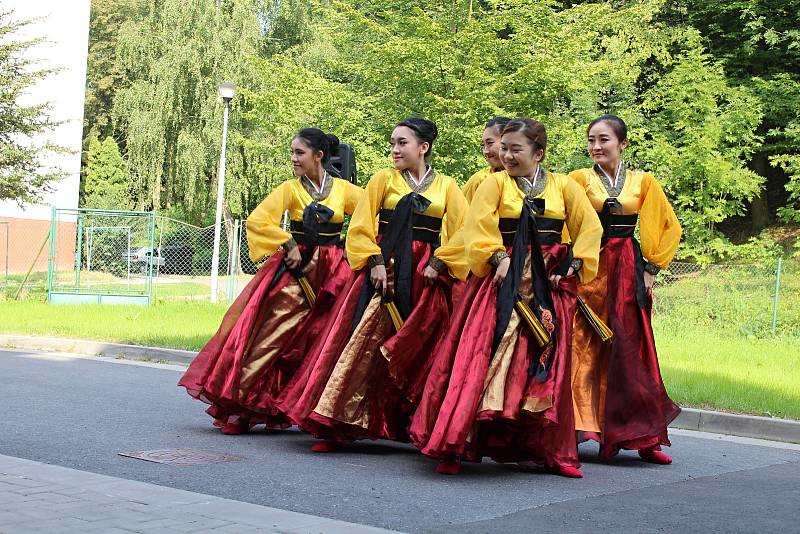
[311,440,342,453]
[639,448,672,465]
[550,464,584,478]
[221,420,249,435]
[436,460,461,475]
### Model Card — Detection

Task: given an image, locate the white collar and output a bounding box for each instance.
[521,164,540,188]
[598,162,623,188]
[304,171,328,195]
[407,165,432,187]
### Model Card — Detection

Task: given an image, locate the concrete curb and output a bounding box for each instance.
[3,334,800,445]
[670,407,800,445]
[0,334,196,365]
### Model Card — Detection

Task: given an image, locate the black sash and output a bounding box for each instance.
[290,220,343,246]
[351,193,433,333]
[499,217,563,246]
[493,198,558,380]
[268,202,335,292]
[379,209,441,244]
[600,199,646,308]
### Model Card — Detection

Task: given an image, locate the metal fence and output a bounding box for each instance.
[652,259,797,337]
[149,216,256,303]
[3,212,255,304]
[47,208,156,304]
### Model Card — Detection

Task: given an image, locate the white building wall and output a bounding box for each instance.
[0,0,91,221]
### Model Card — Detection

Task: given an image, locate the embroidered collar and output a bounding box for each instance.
[594,162,627,198]
[403,165,436,193]
[300,171,333,201]
[514,165,547,199]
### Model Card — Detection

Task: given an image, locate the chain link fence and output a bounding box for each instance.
[0,216,52,301]
[2,212,257,304]
[652,259,798,338]
[150,216,256,303]
[2,210,797,336]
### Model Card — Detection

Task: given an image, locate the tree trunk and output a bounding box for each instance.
[749,153,770,230]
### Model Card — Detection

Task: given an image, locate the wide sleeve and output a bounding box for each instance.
[433,180,469,280]
[567,169,589,190]
[345,170,388,270]
[639,172,682,269]
[464,174,505,278]
[342,180,365,216]
[245,182,293,263]
[461,169,486,204]
[562,178,603,284]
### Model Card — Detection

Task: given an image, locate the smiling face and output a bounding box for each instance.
[390,126,428,172]
[290,137,324,177]
[587,120,628,171]
[499,131,544,178]
[481,125,504,170]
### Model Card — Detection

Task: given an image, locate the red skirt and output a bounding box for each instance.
[277,240,453,442]
[572,237,680,457]
[177,244,352,427]
[409,243,580,471]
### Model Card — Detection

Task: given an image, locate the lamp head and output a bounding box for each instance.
[218,82,236,102]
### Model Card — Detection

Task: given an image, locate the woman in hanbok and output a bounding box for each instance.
[569,114,682,464]
[178,129,363,434]
[278,117,469,451]
[461,117,512,203]
[409,118,602,478]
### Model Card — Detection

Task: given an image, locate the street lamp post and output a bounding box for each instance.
[210,82,236,303]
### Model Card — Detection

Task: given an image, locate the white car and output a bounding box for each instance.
[129,247,165,273]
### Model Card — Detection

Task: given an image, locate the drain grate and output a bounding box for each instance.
[118,448,243,466]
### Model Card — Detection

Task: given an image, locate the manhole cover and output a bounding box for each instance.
[118,449,243,465]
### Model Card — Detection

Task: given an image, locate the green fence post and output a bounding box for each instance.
[74,212,83,288]
[147,211,156,304]
[46,207,57,300]
[771,256,783,336]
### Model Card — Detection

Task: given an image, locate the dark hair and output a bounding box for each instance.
[295,128,340,164]
[501,118,548,156]
[485,117,512,132]
[395,117,438,159]
[587,114,628,142]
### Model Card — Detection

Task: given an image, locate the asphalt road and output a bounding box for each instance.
[2,348,799,533]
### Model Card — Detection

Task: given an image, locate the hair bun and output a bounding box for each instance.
[326,133,340,154]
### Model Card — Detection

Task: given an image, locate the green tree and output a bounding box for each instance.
[84,0,146,141]
[112,0,269,220]
[257,0,760,257]
[82,135,131,209]
[87,0,780,260]
[670,0,800,226]
[0,10,66,203]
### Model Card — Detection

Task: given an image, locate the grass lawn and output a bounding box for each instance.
[1,298,798,420]
[655,327,800,420]
[0,300,227,351]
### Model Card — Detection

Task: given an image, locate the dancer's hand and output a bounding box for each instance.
[423,266,439,286]
[371,264,388,295]
[285,246,302,269]
[644,271,655,296]
[492,257,511,287]
[549,267,574,289]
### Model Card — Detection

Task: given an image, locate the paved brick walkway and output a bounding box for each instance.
[0,454,396,534]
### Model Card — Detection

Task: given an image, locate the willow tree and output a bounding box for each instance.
[84,0,146,142]
[113,0,267,220]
